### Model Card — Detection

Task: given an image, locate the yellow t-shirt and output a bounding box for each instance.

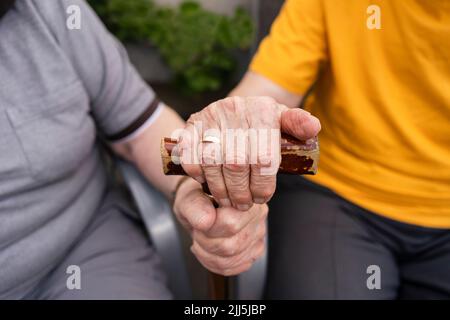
[250,0,450,228]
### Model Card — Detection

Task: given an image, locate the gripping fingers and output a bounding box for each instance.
[191,236,266,276]
[180,123,205,184]
[201,131,230,206]
[192,217,267,257]
[206,203,267,238]
[174,184,217,233]
[250,167,277,204]
[223,164,253,211]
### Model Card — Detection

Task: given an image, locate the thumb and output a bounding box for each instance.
[177,187,217,233]
[280,108,321,140]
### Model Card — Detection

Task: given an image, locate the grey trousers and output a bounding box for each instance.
[265,176,450,300]
[27,189,172,300]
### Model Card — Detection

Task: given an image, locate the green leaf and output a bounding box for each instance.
[88,0,254,94]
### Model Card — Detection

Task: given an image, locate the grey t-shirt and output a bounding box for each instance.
[0,0,158,298]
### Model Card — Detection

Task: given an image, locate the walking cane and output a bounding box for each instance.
[161,133,320,299]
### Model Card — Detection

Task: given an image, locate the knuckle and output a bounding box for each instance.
[221,215,240,235]
[201,146,222,166]
[222,268,239,277]
[231,193,252,205]
[240,263,253,274]
[239,228,251,244]
[183,167,203,179]
[223,180,252,202]
[257,184,275,199]
[219,256,238,271]
[204,102,216,113]
[178,206,192,224]
[191,212,214,232]
[203,175,225,196]
[208,186,227,199]
[250,176,275,195]
[219,97,238,113]
[186,113,199,124]
[231,192,252,205]
[224,164,249,174]
[201,253,220,270]
[225,177,250,193]
[211,190,228,201]
[219,238,237,256]
[201,153,218,166]
[190,197,205,212]
[257,155,273,167]
[192,216,208,231]
[201,103,219,120]
[256,98,277,114]
[215,260,230,273]
[202,165,223,177]
[221,269,233,277]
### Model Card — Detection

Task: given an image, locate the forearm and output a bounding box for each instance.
[112,105,186,199]
[229,71,303,108]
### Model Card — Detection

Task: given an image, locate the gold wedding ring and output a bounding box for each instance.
[202,135,221,144]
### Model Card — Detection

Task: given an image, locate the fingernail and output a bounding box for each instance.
[237,204,250,211]
[194,176,205,183]
[254,198,266,204]
[220,198,231,207]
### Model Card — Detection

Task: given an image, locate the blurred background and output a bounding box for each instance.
[88,0,284,119]
[90,0,284,299]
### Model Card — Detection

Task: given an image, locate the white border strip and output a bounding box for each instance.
[111,102,166,145]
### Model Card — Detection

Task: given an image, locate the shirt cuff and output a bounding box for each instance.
[107,98,165,144]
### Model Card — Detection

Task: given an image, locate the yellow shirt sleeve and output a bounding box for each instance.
[250,0,328,95]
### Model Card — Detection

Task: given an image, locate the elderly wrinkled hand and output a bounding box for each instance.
[178,96,321,211]
[173,178,267,276]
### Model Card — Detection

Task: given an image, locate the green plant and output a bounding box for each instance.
[88,0,255,94]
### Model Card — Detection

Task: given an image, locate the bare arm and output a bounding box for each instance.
[230,71,303,108]
[112,105,185,199]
